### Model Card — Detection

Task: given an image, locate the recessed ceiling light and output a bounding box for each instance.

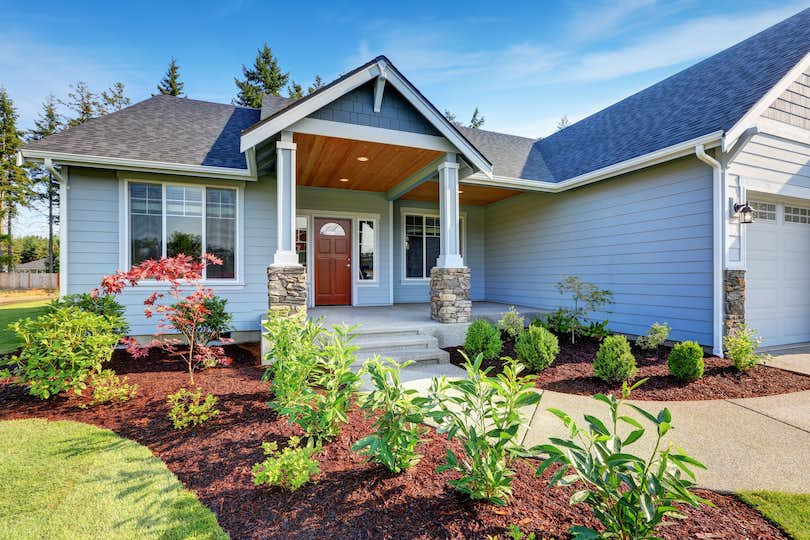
[458,190,464,194]
[339,178,349,182]
[356,156,369,162]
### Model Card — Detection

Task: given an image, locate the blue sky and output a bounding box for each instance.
[3,0,808,234]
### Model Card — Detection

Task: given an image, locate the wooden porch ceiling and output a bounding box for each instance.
[401,181,524,206]
[294,133,442,191]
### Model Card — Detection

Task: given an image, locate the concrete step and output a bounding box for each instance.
[352,333,438,352]
[349,326,426,339]
[353,346,450,368]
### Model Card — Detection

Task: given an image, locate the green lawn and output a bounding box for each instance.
[0,299,50,354]
[739,491,810,540]
[0,419,228,540]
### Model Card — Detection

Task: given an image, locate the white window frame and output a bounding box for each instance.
[120,178,244,286]
[400,207,466,283]
[296,209,381,308]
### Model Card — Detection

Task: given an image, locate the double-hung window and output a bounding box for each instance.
[404,213,463,279]
[129,182,237,279]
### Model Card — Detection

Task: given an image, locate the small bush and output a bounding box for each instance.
[167,387,220,430]
[80,369,138,408]
[579,320,610,340]
[555,276,614,343]
[0,306,120,399]
[252,436,320,491]
[541,309,578,336]
[352,357,425,473]
[515,325,559,371]
[497,306,525,340]
[668,341,705,381]
[724,325,770,372]
[464,319,502,360]
[636,322,671,350]
[593,335,637,384]
[50,293,129,336]
[263,311,325,408]
[172,295,232,343]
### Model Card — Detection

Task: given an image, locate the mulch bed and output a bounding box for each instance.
[0,345,788,539]
[446,333,810,401]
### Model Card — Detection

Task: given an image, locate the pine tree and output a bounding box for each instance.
[61,82,100,127]
[100,82,131,113]
[234,43,289,107]
[287,80,303,99]
[157,58,185,97]
[444,109,460,126]
[0,89,33,271]
[307,75,325,95]
[469,107,485,129]
[28,95,62,273]
[557,116,570,131]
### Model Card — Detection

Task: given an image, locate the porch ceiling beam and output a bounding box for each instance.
[385,155,446,201]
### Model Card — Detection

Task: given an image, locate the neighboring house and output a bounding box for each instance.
[19,8,810,353]
[15,259,47,273]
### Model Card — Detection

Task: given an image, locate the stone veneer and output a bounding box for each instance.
[724,269,745,335]
[267,265,307,316]
[429,267,471,323]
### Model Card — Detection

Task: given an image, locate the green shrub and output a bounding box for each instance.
[593,335,637,384]
[167,387,220,430]
[464,319,502,360]
[263,311,325,408]
[540,308,578,336]
[497,306,525,340]
[724,325,770,372]
[636,322,671,351]
[80,369,138,408]
[579,319,611,340]
[272,324,360,445]
[667,341,705,381]
[419,353,541,505]
[172,295,232,343]
[535,381,709,540]
[50,293,129,336]
[515,325,559,371]
[0,306,120,399]
[252,435,320,491]
[352,357,425,473]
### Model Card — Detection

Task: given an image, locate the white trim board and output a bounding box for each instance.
[289,118,457,153]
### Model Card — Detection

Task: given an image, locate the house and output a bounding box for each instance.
[19,7,810,355]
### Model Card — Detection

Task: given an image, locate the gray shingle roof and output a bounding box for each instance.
[24,95,260,170]
[260,94,295,120]
[456,126,550,181]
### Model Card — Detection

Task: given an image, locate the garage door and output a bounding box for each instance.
[746,200,810,346]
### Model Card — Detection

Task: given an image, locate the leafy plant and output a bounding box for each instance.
[80,369,137,408]
[1,306,119,399]
[636,322,671,351]
[580,320,611,341]
[556,276,614,343]
[352,357,426,473]
[724,325,770,372]
[98,254,233,385]
[272,324,360,445]
[667,341,705,381]
[593,335,637,384]
[49,293,129,336]
[419,352,542,505]
[167,386,220,430]
[515,325,559,371]
[252,435,320,491]
[172,295,232,344]
[487,525,537,540]
[464,319,503,360]
[539,309,579,337]
[497,306,525,340]
[534,380,710,540]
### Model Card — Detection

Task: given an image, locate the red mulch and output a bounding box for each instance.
[0,344,788,539]
[446,334,810,401]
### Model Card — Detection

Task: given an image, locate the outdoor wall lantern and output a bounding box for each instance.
[734,202,754,224]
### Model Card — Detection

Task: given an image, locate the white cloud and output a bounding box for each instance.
[569,0,659,41]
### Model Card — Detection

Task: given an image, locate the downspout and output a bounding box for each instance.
[44,158,68,296]
[695,144,724,356]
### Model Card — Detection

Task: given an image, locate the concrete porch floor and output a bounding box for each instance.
[309,301,548,348]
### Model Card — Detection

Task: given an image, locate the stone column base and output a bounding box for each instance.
[430,267,471,323]
[267,265,307,317]
[724,269,745,335]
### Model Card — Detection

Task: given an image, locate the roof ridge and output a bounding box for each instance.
[151,93,260,110]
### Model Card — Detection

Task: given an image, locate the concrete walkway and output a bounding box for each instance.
[764,343,810,375]
[394,363,810,493]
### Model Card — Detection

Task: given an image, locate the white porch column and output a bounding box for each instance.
[436,154,463,268]
[273,131,300,266]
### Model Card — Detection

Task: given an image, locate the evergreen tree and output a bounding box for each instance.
[61,82,100,127]
[444,109,460,126]
[234,43,289,107]
[287,80,303,99]
[28,95,62,273]
[157,58,185,96]
[557,115,570,131]
[0,89,33,271]
[469,107,485,129]
[307,75,325,95]
[100,82,131,113]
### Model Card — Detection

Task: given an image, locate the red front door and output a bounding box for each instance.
[314,218,352,306]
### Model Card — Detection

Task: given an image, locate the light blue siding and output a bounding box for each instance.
[392,200,486,303]
[484,157,714,345]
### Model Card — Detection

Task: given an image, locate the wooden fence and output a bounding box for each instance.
[0,272,59,290]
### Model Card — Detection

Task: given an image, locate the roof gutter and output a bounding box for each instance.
[43,158,65,183]
[462,130,724,192]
